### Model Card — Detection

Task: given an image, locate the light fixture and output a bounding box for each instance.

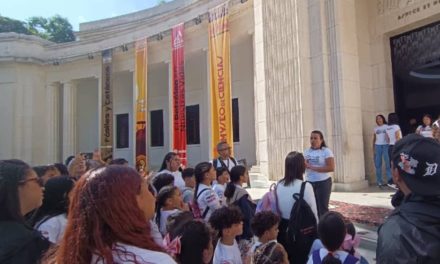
[88,53,94,60]
[194,16,202,25]
[52,60,60,66]
[157,33,163,41]
[241,0,248,3]
[121,44,128,52]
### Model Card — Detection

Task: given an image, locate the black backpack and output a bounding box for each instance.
[286,182,318,264]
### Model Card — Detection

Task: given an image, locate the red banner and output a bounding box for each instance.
[172,23,187,167]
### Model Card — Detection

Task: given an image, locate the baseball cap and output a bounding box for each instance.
[392,134,440,196]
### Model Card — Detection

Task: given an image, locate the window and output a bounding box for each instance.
[232,98,240,142]
[186,105,200,145]
[150,110,164,147]
[116,114,129,148]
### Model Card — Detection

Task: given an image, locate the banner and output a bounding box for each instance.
[208,2,233,157]
[172,23,187,167]
[135,39,148,175]
[100,50,113,162]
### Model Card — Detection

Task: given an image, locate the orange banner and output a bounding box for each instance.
[135,39,148,175]
[208,2,233,157]
[100,50,113,162]
[172,23,187,167]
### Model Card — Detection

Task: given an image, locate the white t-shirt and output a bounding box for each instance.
[157,169,185,191]
[213,239,243,264]
[276,180,318,223]
[374,125,388,145]
[304,147,334,182]
[212,157,237,172]
[417,125,433,138]
[386,124,401,145]
[149,219,164,247]
[307,248,359,264]
[196,184,221,221]
[159,209,180,236]
[36,214,67,244]
[212,183,226,206]
[91,242,176,264]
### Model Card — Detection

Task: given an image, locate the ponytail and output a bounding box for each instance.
[193,162,212,202]
[155,186,178,228]
[224,165,246,199]
[224,182,236,199]
[321,252,342,264]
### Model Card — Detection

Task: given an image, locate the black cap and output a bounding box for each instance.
[392,134,440,196]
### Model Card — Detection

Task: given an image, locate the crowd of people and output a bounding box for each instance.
[1,124,440,263]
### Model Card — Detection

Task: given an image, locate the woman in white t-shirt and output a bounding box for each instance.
[194,162,222,222]
[373,114,392,187]
[45,165,176,264]
[277,151,319,264]
[304,130,335,219]
[416,114,434,138]
[386,113,402,172]
[157,152,186,191]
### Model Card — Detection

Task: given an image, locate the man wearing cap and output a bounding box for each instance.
[377,134,440,263]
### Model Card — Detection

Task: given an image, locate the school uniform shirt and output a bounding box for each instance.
[36,213,67,244]
[374,125,389,145]
[149,220,164,247]
[306,248,359,264]
[213,239,243,264]
[304,147,334,182]
[276,179,319,223]
[417,125,433,138]
[156,170,185,191]
[159,209,180,236]
[212,183,227,206]
[91,242,176,264]
[386,124,401,145]
[196,184,221,221]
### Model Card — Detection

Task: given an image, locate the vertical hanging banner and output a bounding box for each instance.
[172,23,187,167]
[209,2,233,157]
[100,50,113,162]
[135,39,148,175]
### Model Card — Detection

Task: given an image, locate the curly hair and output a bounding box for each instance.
[253,241,287,264]
[208,206,243,237]
[177,220,212,264]
[251,211,280,238]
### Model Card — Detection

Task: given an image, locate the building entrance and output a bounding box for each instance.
[391,21,440,135]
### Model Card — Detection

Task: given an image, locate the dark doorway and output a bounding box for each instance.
[390,21,440,135]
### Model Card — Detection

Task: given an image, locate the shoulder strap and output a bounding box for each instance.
[312,250,321,264]
[273,183,281,216]
[213,159,218,168]
[196,188,211,218]
[299,181,306,200]
[231,157,237,166]
[343,254,359,264]
[291,182,307,217]
[196,187,210,199]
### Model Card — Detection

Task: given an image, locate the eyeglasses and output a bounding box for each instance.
[218,147,231,151]
[19,177,43,187]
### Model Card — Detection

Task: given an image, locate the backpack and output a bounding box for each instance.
[286,182,318,264]
[256,183,281,216]
[189,188,210,219]
[311,250,359,264]
[213,157,237,171]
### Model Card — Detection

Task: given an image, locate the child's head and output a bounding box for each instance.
[153,173,174,194]
[229,165,248,184]
[253,241,289,264]
[182,167,195,188]
[342,219,360,255]
[155,186,181,227]
[318,212,347,263]
[216,167,230,185]
[177,220,214,264]
[209,206,243,238]
[251,211,280,242]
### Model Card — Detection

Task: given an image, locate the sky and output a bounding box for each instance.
[1,0,171,31]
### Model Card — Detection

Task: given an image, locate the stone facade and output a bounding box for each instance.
[1,0,440,190]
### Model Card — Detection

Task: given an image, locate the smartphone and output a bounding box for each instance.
[82,152,93,160]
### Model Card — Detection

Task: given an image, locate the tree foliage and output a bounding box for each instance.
[0,14,75,43]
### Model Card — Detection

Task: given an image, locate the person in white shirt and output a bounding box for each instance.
[304,130,334,218]
[45,165,176,264]
[386,113,402,187]
[416,114,434,138]
[373,114,392,187]
[307,212,359,264]
[154,186,188,236]
[277,151,319,264]
[181,168,195,204]
[213,167,230,206]
[209,206,244,264]
[157,152,186,191]
[212,141,238,172]
[194,162,221,221]
[30,175,75,244]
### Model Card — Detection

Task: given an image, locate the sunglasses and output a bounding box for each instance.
[19,177,44,187]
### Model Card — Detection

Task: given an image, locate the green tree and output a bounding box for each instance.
[27,15,75,43]
[0,16,31,34]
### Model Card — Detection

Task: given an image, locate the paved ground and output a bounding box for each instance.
[247,185,396,263]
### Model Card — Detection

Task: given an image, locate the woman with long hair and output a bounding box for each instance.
[29,176,75,244]
[416,114,433,138]
[157,152,185,191]
[372,115,392,187]
[276,152,318,264]
[304,130,335,217]
[48,165,176,263]
[0,159,50,263]
[193,162,221,222]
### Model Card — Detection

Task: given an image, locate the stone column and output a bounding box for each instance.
[324,0,368,190]
[46,83,60,163]
[62,81,77,162]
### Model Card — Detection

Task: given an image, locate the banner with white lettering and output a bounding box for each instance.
[100,49,113,162]
[135,39,148,175]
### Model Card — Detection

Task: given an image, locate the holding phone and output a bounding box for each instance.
[82,152,93,160]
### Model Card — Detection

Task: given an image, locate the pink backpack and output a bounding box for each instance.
[256,183,281,215]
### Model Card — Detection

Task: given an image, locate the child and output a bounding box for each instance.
[253,241,289,264]
[193,162,221,221]
[250,211,281,253]
[213,167,230,205]
[155,186,186,236]
[181,168,195,204]
[307,212,359,264]
[209,206,244,264]
[153,173,175,194]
